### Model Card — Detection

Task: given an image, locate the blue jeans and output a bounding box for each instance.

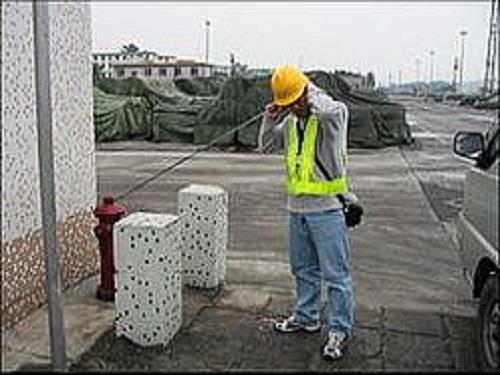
[289,209,354,334]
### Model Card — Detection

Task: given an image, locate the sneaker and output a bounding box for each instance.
[273,315,321,333]
[321,331,350,360]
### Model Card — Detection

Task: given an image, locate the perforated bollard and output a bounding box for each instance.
[94,196,127,301]
[113,212,182,347]
[178,184,228,289]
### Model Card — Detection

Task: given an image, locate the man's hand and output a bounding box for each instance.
[265,103,287,122]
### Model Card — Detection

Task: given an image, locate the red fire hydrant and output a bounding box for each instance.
[94,196,127,301]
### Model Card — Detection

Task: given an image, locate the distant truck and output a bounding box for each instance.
[453,123,499,369]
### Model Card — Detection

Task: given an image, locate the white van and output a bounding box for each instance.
[453,124,499,369]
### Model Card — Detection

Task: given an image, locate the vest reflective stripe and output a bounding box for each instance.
[285,115,348,196]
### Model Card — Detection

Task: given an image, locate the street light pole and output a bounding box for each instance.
[416,58,421,94]
[205,20,210,64]
[459,30,468,91]
[33,1,68,370]
[429,50,435,84]
[452,56,459,92]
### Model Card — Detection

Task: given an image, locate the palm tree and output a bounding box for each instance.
[121,43,140,55]
[92,62,105,83]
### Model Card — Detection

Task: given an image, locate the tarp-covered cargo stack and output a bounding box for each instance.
[94,86,151,142]
[308,71,412,149]
[95,77,216,143]
[195,70,413,150]
[93,71,413,150]
[195,76,272,148]
[174,75,227,97]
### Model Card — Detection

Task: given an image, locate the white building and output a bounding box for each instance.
[92,50,176,78]
[111,59,229,79]
[93,50,229,80]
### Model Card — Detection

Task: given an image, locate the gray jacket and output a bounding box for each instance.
[263,83,357,213]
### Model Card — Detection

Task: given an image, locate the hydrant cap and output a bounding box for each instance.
[94,196,127,217]
[103,196,114,205]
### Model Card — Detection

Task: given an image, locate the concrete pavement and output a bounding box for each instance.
[2,142,479,371]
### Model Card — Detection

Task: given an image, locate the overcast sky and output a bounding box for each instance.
[91,1,492,85]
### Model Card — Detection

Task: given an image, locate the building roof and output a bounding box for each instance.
[92,51,176,59]
[93,51,123,56]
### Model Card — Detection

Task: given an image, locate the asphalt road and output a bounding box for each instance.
[392,95,495,238]
[68,97,496,371]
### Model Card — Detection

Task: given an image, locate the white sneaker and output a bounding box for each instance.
[273,316,321,333]
[322,331,350,360]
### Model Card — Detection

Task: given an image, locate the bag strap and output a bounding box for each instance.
[336,194,346,206]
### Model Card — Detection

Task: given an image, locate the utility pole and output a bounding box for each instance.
[482,0,497,94]
[452,56,459,92]
[490,21,498,93]
[205,20,210,64]
[416,58,421,83]
[429,50,435,84]
[415,58,421,95]
[459,30,468,91]
[230,53,235,77]
[33,1,68,370]
[493,0,499,93]
[398,69,402,86]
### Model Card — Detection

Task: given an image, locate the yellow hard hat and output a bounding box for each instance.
[271,65,310,106]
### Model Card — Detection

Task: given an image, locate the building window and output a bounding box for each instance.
[159,68,167,76]
[117,69,125,77]
[131,71,137,77]
[145,67,152,76]
[190,67,198,77]
[174,66,181,77]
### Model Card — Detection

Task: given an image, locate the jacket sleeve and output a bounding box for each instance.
[260,111,289,152]
[311,95,349,180]
[314,100,348,132]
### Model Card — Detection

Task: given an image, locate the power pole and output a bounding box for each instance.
[429,50,435,84]
[483,0,497,94]
[416,58,421,95]
[33,1,68,370]
[493,0,499,93]
[205,20,210,64]
[452,56,459,92]
[491,21,498,93]
[459,30,468,91]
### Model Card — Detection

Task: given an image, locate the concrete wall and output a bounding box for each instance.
[1,2,99,328]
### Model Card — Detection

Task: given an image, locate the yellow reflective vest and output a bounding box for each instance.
[285,114,348,196]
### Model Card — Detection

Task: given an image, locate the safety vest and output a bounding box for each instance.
[285,114,348,196]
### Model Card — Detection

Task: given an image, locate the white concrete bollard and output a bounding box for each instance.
[113,212,182,347]
[178,184,228,289]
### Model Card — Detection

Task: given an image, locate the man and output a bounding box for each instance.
[264,65,356,361]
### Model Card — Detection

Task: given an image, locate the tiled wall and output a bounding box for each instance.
[1,2,98,328]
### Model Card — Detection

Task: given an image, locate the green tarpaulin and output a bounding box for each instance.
[94,86,151,142]
[94,77,215,143]
[194,70,412,149]
[93,72,413,149]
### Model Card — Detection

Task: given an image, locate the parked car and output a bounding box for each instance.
[453,123,499,369]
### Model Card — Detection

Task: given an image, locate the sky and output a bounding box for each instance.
[91,1,493,86]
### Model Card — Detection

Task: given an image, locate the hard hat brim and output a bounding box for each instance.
[273,84,306,107]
